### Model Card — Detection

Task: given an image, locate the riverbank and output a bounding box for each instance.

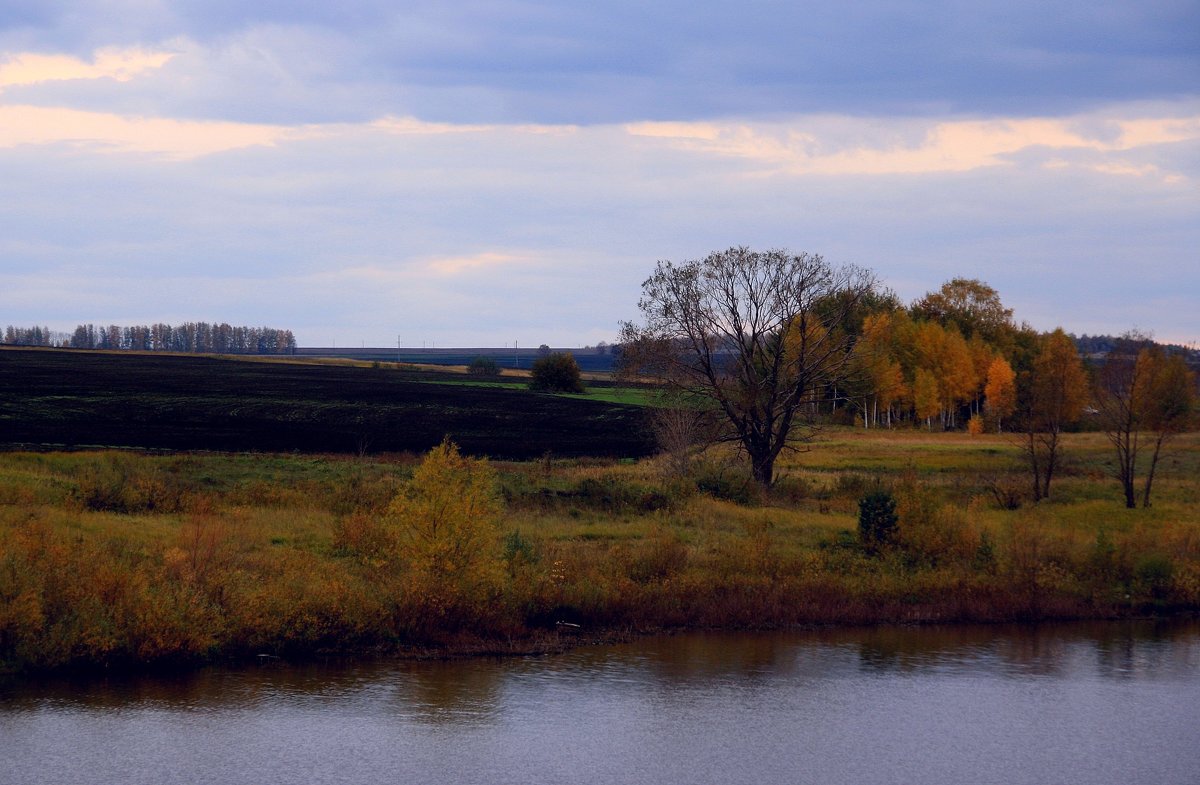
[2,430,1198,674]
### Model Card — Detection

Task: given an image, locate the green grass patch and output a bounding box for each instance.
[557,387,655,406]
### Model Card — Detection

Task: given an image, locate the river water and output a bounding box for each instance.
[2,622,1197,785]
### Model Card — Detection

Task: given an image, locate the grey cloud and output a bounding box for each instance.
[2,1,1196,124]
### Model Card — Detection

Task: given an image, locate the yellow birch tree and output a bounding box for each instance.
[984,356,1017,432]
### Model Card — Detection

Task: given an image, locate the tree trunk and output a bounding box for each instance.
[1041,430,1060,500]
[1142,433,1167,508]
[1122,478,1136,509]
[1118,439,1137,509]
[1026,431,1044,502]
[1110,416,1140,510]
[750,450,775,488]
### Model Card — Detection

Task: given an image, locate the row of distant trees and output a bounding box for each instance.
[2,323,297,354]
[1073,333,1197,359]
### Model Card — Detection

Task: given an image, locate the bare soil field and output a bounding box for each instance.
[0,347,653,458]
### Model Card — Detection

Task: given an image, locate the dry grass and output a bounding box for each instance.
[2,429,1197,673]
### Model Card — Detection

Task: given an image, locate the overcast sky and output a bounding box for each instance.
[1,1,1196,346]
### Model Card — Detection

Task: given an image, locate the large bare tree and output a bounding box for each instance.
[619,246,875,487]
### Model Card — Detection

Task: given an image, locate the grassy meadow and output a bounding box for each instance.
[2,427,1197,674]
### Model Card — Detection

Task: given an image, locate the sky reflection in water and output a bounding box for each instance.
[2,621,1197,785]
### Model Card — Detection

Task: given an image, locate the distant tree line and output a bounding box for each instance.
[3,322,297,354]
[1073,333,1198,363]
[1,326,71,347]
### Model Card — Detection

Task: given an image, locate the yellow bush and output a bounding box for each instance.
[389,440,503,626]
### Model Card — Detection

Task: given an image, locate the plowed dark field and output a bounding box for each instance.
[0,348,654,458]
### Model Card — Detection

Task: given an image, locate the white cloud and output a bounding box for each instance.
[4,92,1194,186]
[625,111,1200,181]
[424,252,532,276]
[0,104,291,158]
[0,46,176,89]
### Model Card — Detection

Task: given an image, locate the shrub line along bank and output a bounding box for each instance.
[2,430,1197,675]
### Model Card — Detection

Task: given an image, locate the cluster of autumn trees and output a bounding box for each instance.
[620,247,1196,504]
[847,279,1068,434]
[840,279,1197,507]
[849,306,1017,432]
[3,322,296,354]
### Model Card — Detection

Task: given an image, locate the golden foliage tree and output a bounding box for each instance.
[851,312,909,428]
[913,368,941,430]
[389,439,502,622]
[913,321,975,429]
[1139,349,1196,506]
[940,328,978,427]
[984,356,1017,431]
[968,335,995,414]
[1021,329,1089,501]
